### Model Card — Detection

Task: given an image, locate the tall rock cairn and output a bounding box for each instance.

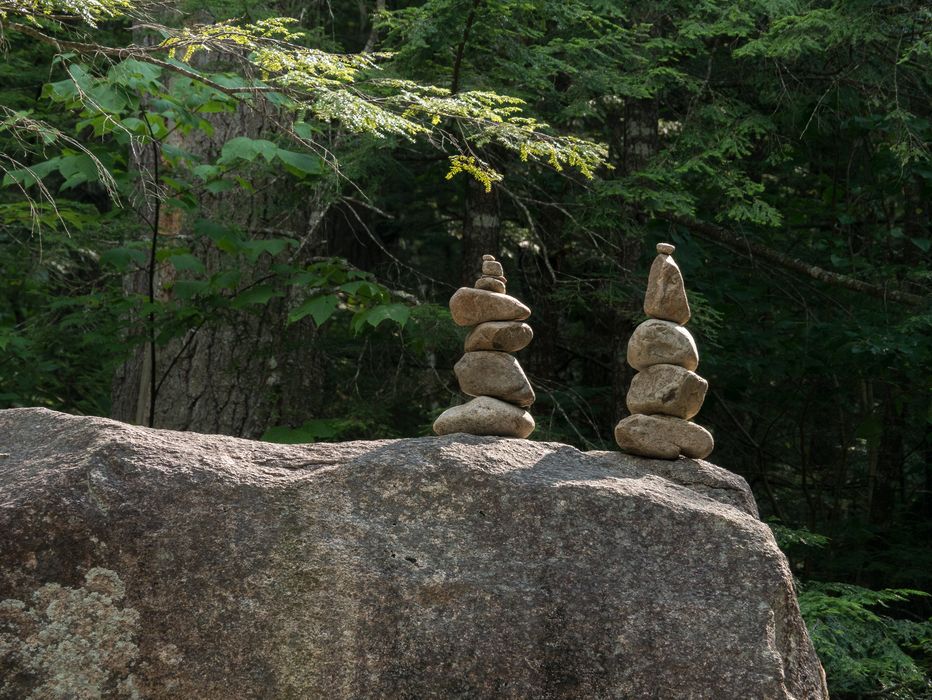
[433,255,536,438]
[614,243,714,460]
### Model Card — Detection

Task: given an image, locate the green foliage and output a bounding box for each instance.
[0,4,930,698]
[799,582,932,699]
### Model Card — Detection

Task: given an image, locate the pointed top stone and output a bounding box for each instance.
[644,248,691,325]
[656,242,675,255]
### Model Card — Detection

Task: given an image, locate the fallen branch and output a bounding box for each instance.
[665,215,927,306]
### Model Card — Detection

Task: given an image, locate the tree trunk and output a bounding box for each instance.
[460,178,501,286]
[111,19,334,438]
[610,96,659,419]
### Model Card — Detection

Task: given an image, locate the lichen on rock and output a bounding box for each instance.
[0,567,140,699]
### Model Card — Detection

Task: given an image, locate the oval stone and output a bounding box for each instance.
[454,351,535,407]
[614,414,714,460]
[433,396,535,438]
[464,322,533,353]
[449,288,531,327]
[626,364,708,420]
[627,319,699,372]
[475,277,506,293]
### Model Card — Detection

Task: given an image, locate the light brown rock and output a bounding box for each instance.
[614,413,714,459]
[482,254,495,261]
[644,253,691,324]
[482,260,504,277]
[432,396,535,438]
[464,321,533,353]
[656,242,676,255]
[627,319,699,371]
[455,351,535,407]
[449,288,531,327]
[475,277,506,293]
[626,364,708,420]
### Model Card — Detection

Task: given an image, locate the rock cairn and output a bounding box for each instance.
[433,255,536,438]
[614,243,714,460]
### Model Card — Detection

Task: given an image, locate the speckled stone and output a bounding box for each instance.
[626,364,708,420]
[614,413,714,459]
[449,288,531,327]
[627,319,699,372]
[433,396,534,438]
[0,407,827,700]
[464,321,533,353]
[454,351,535,407]
[644,252,691,324]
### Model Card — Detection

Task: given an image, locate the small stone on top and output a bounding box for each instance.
[657,242,675,255]
[482,254,496,261]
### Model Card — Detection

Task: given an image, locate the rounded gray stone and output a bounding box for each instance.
[454,351,535,407]
[464,321,533,353]
[626,364,708,420]
[474,277,506,294]
[449,288,531,327]
[481,260,504,277]
[614,413,714,459]
[433,396,535,438]
[627,319,699,371]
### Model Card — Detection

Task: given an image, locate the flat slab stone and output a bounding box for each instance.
[449,288,531,327]
[433,396,535,438]
[455,351,535,407]
[628,319,699,372]
[627,364,708,420]
[464,321,533,353]
[644,253,691,324]
[614,413,714,459]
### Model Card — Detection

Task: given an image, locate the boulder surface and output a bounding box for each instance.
[0,408,827,699]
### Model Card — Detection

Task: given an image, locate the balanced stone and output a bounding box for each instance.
[628,319,699,371]
[455,351,535,407]
[614,414,714,459]
[482,260,504,277]
[482,254,495,261]
[626,364,708,420]
[465,321,533,353]
[433,396,535,438]
[475,277,506,293]
[449,288,531,327]
[644,245,690,324]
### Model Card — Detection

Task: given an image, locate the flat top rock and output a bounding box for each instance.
[449,287,531,327]
[0,408,825,700]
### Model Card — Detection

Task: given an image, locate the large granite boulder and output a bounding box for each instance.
[0,408,827,699]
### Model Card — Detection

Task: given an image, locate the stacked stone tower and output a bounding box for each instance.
[433,255,536,438]
[614,243,714,459]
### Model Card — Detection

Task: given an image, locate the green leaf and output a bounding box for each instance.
[352,303,410,332]
[232,285,282,308]
[288,295,339,325]
[172,279,210,300]
[166,253,206,274]
[100,246,148,270]
[219,136,279,165]
[261,419,342,444]
[275,148,323,176]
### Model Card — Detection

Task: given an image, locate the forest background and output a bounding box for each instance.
[1,0,930,697]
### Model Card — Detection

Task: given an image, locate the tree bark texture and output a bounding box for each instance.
[111,31,332,437]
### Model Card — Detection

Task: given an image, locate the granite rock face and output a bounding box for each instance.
[0,408,827,699]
